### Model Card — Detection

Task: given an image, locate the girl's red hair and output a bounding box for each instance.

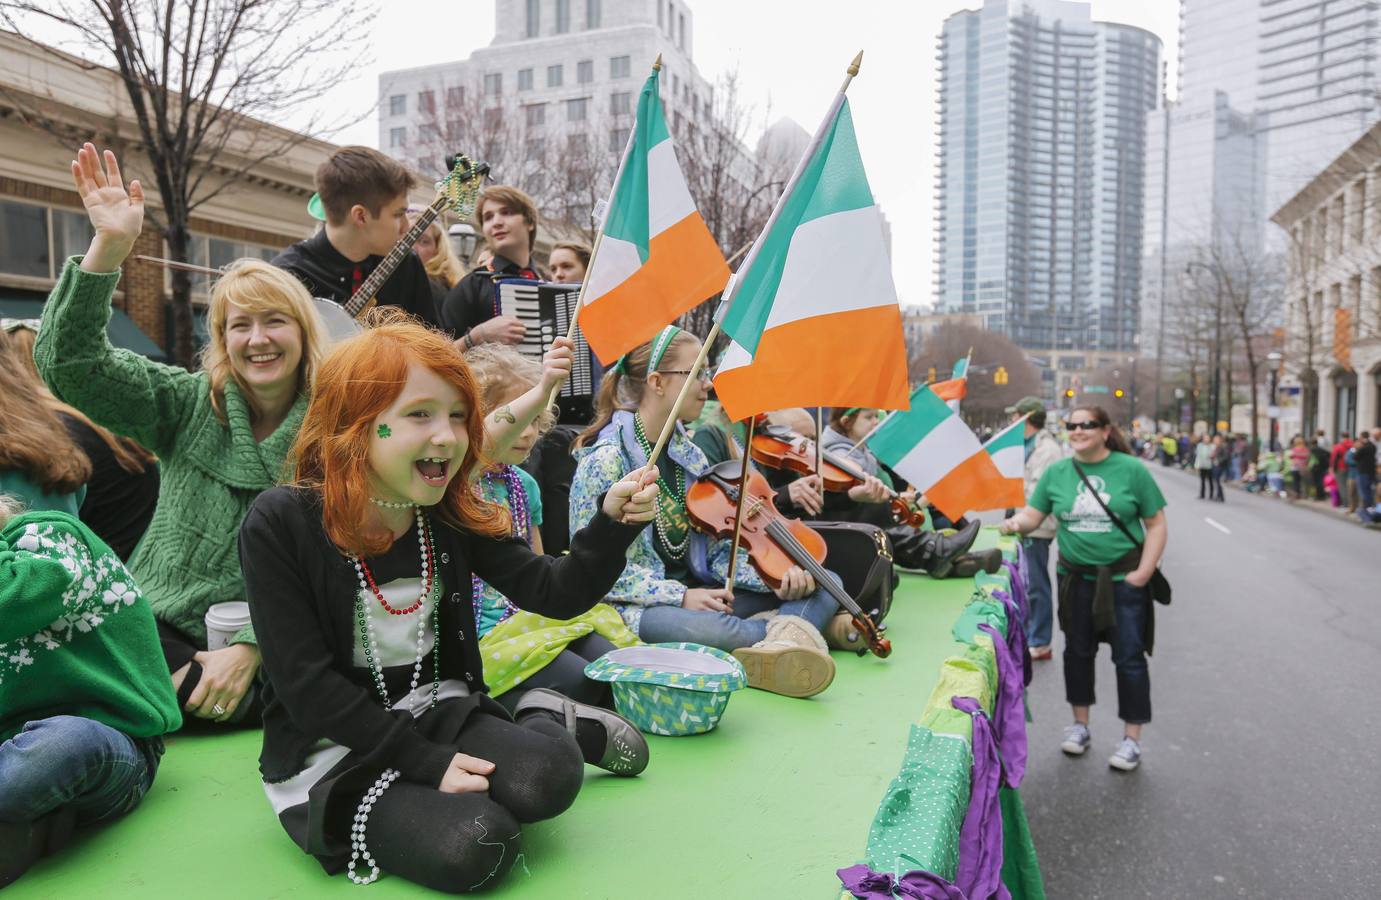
[291,309,508,556]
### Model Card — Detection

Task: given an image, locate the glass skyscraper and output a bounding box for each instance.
[934,0,1161,355]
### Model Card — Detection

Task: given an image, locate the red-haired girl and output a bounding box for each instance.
[238,313,658,891]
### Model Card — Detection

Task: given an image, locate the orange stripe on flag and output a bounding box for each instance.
[580,214,729,364]
[931,378,967,402]
[714,304,910,422]
[923,451,1012,522]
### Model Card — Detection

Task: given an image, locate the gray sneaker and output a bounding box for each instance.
[1109,736,1142,771]
[1060,722,1091,756]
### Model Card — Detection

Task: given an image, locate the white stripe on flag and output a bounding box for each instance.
[714,338,752,375]
[888,414,982,490]
[757,205,895,330]
[990,444,1024,480]
[647,139,696,236]
[583,235,643,305]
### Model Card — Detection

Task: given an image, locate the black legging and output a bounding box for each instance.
[364,711,583,893]
[1199,469,1214,498]
[497,633,617,712]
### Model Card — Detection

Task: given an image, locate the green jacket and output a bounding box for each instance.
[1,510,181,742]
[33,259,307,648]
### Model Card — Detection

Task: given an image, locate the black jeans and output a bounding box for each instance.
[1198,469,1214,498]
[496,633,617,712]
[1060,575,1152,724]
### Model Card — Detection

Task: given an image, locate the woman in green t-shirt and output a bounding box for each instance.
[999,405,1168,772]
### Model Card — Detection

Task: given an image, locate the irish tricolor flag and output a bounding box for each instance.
[711,91,908,421]
[932,355,969,407]
[982,417,1028,509]
[580,66,729,364]
[864,384,1011,521]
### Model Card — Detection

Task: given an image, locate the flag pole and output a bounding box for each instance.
[544,54,662,410]
[644,51,864,467]
[723,416,757,590]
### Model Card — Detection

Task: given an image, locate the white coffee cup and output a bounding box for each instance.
[204,601,252,651]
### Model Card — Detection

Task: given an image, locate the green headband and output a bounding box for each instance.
[648,325,682,371]
[843,407,863,417]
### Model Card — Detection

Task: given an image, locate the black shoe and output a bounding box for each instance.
[947,548,1004,578]
[514,688,650,776]
[0,806,77,888]
[921,519,982,578]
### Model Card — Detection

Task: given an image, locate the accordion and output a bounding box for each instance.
[493,278,599,424]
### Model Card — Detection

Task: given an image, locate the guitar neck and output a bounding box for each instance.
[344,193,447,318]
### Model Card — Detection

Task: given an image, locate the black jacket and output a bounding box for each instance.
[238,485,643,786]
[271,229,440,328]
[1355,440,1377,475]
[438,254,537,339]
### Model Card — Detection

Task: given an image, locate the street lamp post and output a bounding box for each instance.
[1185,261,1224,435]
[1267,350,1282,451]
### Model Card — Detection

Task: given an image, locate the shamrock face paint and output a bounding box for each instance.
[377,424,392,439]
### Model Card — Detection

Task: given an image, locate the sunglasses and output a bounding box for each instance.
[1065,421,1104,432]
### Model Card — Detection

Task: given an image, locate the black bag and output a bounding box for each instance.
[1071,462,1172,605]
[811,521,897,624]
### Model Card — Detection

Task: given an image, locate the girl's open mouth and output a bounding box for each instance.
[415,457,450,485]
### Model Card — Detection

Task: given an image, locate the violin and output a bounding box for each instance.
[749,422,928,529]
[686,460,891,658]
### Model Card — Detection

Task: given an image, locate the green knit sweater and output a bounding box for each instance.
[34,260,308,648]
[0,510,181,742]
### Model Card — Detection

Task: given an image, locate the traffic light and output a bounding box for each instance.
[1064,388,1075,399]
[993,366,1008,386]
[927,366,937,383]
[1114,388,1125,398]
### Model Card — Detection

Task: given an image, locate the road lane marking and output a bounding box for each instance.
[1204,517,1231,535]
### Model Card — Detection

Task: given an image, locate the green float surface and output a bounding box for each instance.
[9,573,979,899]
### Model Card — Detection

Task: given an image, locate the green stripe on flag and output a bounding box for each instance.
[720,97,875,354]
[602,69,666,264]
[985,418,1025,454]
[866,384,952,466]
[951,357,968,380]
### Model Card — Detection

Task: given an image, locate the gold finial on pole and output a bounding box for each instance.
[841,50,863,92]
[654,53,663,71]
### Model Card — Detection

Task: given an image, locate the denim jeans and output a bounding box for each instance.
[1060,578,1152,724]
[0,716,159,825]
[1022,537,1054,648]
[637,578,841,650]
[1358,472,1377,511]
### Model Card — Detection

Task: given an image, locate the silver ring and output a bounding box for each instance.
[212,704,226,716]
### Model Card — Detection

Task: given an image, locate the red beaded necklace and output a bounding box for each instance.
[355,513,435,616]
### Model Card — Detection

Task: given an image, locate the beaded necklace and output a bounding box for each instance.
[632,412,690,561]
[470,465,530,633]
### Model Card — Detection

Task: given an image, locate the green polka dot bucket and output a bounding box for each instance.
[583,643,747,736]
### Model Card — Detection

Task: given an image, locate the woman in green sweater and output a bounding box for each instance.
[0,496,181,888]
[34,143,324,726]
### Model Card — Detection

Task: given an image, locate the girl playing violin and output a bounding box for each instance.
[570,326,839,699]
[238,313,658,891]
[462,343,642,709]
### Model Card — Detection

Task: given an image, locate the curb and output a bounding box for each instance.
[1160,464,1370,527]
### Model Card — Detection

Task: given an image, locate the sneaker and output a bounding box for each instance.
[513,688,650,776]
[1060,722,1091,756]
[1109,736,1142,771]
[1029,645,1053,661]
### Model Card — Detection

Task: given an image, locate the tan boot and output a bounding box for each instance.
[823,612,868,653]
[732,615,835,698]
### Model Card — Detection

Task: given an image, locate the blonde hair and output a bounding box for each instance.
[0,493,24,527]
[422,220,463,289]
[463,343,556,434]
[200,259,324,423]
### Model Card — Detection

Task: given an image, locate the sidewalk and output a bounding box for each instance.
[1160,463,1376,527]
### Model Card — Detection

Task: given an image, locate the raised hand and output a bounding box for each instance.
[539,335,575,394]
[602,464,660,524]
[71,143,144,273]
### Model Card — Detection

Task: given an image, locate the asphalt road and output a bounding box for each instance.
[1020,465,1381,899]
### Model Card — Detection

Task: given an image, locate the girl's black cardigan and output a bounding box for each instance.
[238,485,644,786]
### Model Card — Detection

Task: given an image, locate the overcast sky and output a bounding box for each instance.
[313,1,1182,308]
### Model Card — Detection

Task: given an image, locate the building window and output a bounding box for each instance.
[526,137,547,159]
[610,91,631,115]
[657,0,663,27]
[0,199,51,279]
[577,59,593,84]
[484,107,503,130]
[484,73,502,96]
[419,123,441,143]
[525,0,540,37]
[525,103,546,127]
[389,127,407,147]
[547,64,563,87]
[555,0,570,33]
[518,68,534,91]
[610,55,630,79]
[609,126,630,152]
[679,12,686,49]
[417,90,435,115]
[568,133,589,153]
[566,97,589,121]
[388,94,406,116]
[587,0,601,28]
[446,86,465,108]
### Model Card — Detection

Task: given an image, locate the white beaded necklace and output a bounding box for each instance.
[370,497,415,510]
[345,506,438,886]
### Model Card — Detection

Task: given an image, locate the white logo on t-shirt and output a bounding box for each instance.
[1065,475,1114,534]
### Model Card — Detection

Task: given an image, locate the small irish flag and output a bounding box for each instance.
[711,90,908,421]
[580,66,729,364]
[982,417,1028,509]
[932,355,969,407]
[864,384,1010,521]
